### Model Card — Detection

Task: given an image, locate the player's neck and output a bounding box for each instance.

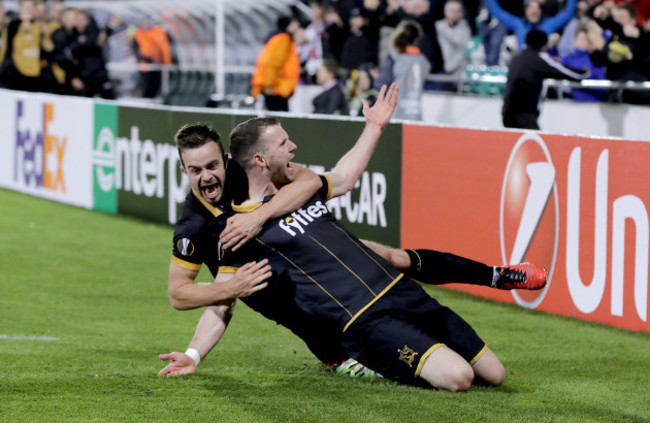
[243,170,278,205]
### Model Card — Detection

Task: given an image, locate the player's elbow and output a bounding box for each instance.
[168,288,192,310]
[333,173,358,196]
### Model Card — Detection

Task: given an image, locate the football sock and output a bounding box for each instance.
[404,249,494,286]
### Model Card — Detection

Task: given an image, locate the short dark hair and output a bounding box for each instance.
[229,117,280,169]
[174,123,225,166]
[525,29,548,50]
[392,20,423,53]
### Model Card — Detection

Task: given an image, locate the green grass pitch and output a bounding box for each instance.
[1,188,649,422]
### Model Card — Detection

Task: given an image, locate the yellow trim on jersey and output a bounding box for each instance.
[171,256,202,271]
[408,249,422,270]
[230,173,331,213]
[192,188,223,218]
[231,201,262,213]
[218,266,238,274]
[321,174,333,201]
[342,274,404,333]
[469,344,488,366]
[415,343,446,377]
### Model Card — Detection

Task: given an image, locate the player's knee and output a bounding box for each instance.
[473,350,506,387]
[446,365,474,392]
[420,354,474,392]
[487,362,506,387]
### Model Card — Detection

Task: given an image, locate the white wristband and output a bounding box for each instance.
[185,348,201,366]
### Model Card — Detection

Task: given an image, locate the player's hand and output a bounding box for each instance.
[362,83,398,130]
[220,211,264,251]
[158,352,197,377]
[228,260,272,298]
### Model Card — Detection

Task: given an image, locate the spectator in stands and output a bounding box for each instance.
[72,9,114,99]
[297,0,326,84]
[250,16,301,112]
[613,0,650,29]
[312,59,349,115]
[486,0,578,50]
[132,17,172,98]
[502,29,589,130]
[0,0,43,92]
[106,14,131,63]
[377,20,431,120]
[477,10,507,66]
[46,7,82,95]
[556,0,596,57]
[321,5,348,63]
[559,23,607,101]
[435,0,472,88]
[339,7,379,71]
[383,0,444,75]
[348,64,379,116]
[37,0,67,94]
[589,3,650,103]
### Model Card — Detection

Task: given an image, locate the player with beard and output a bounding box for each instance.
[159,84,546,387]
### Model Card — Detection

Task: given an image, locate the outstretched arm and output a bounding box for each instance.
[220,164,321,251]
[542,0,578,34]
[484,0,522,32]
[158,303,235,377]
[327,83,399,199]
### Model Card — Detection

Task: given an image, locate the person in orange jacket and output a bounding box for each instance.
[132,17,171,98]
[251,16,301,111]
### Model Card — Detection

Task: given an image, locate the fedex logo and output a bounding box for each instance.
[14,101,67,193]
[278,201,329,236]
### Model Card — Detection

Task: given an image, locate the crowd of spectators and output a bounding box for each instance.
[281,0,650,117]
[0,0,116,97]
[2,0,649,116]
[0,0,172,99]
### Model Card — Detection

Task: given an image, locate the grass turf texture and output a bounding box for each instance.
[1,188,649,423]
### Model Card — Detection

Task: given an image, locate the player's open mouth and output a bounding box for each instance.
[201,182,221,200]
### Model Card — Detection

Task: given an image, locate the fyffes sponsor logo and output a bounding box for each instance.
[14,101,67,192]
[278,201,330,236]
[92,125,188,224]
[500,133,558,309]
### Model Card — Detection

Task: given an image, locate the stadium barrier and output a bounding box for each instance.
[2,88,649,334]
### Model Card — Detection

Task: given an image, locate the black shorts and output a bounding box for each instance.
[343,278,486,387]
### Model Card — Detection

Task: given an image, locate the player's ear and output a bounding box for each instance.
[253,153,266,167]
[180,165,187,176]
[223,154,229,165]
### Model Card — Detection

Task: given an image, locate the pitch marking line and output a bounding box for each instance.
[0,334,60,341]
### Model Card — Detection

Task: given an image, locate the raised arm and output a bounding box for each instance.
[327,83,398,199]
[219,163,321,251]
[158,303,234,377]
[542,0,578,34]
[168,260,271,310]
[484,0,522,32]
